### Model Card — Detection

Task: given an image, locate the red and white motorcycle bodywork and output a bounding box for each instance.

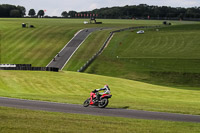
[83,91,112,108]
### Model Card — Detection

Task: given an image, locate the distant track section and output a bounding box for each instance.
[77,25,160,72]
[47,28,102,70]
[0,97,200,123]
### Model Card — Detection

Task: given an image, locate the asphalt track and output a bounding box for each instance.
[0,97,200,123]
[47,28,103,70]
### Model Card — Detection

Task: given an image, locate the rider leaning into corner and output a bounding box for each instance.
[93,85,111,101]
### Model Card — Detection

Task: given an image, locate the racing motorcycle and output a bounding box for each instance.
[83,90,112,108]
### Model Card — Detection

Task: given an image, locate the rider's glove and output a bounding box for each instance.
[92,89,97,93]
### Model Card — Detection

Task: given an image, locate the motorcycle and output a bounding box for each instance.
[83,90,112,108]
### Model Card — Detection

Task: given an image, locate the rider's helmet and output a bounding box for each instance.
[104,84,110,90]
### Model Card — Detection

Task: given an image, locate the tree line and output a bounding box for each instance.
[62,4,200,20]
[0,4,25,17]
[0,4,45,18]
[1,4,200,19]
[28,9,45,18]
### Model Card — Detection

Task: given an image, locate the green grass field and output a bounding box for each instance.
[1,18,190,67]
[0,70,200,115]
[1,107,200,133]
[64,20,199,72]
[1,19,200,114]
[0,18,82,66]
[83,24,200,86]
[1,18,200,132]
[0,18,165,67]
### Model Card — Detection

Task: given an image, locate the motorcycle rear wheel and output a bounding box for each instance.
[98,98,109,108]
[83,98,90,107]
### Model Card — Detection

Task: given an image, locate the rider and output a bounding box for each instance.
[93,85,111,101]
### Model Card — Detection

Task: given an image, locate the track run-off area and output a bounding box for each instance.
[0,97,200,123]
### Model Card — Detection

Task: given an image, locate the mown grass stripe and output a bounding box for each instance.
[26,26,60,66]
[2,29,29,54]
[6,33,43,63]
[3,29,40,60]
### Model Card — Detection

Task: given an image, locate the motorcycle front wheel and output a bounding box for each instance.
[98,98,109,108]
[83,98,90,107]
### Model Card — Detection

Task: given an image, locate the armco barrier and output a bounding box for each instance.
[78,25,160,72]
[0,64,59,72]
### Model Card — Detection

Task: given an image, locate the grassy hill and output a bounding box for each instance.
[0,18,163,67]
[1,18,190,67]
[0,70,200,115]
[0,18,85,66]
[64,20,198,71]
[1,18,196,73]
[83,24,200,86]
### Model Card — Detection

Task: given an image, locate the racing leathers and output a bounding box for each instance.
[94,85,111,101]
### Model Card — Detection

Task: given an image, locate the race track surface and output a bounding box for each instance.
[0,97,200,123]
[47,28,103,70]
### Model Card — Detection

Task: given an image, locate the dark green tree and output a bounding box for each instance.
[37,10,45,18]
[0,4,26,17]
[61,11,68,17]
[10,9,21,17]
[17,5,26,17]
[28,9,36,17]
[68,10,77,18]
[0,4,16,17]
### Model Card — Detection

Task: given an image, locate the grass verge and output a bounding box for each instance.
[0,106,200,133]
